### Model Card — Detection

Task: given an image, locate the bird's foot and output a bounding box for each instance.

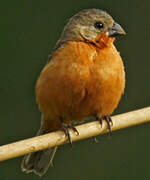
[61,123,79,147]
[98,115,113,136]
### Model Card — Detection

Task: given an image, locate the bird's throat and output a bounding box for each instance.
[93,33,115,49]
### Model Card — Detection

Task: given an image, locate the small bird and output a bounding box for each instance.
[21,8,126,176]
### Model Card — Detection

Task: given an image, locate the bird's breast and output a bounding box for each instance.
[36,41,125,125]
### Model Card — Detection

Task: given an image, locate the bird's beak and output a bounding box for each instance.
[108,22,126,37]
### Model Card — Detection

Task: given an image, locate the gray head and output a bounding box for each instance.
[57,9,125,46]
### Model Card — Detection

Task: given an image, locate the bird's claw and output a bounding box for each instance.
[61,123,79,147]
[98,115,113,136]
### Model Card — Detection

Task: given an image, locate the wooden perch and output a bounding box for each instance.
[0,107,150,162]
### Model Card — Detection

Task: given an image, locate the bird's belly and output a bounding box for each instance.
[36,60,125,121]
[88,66,125,117]
[35,42,125,131]
[88,50,125,117]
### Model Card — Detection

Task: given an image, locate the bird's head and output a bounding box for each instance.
[58,9,125,48]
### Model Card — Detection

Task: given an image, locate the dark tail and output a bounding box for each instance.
[21,128,57,176]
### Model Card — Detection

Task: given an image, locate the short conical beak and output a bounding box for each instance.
[108,22,126,37]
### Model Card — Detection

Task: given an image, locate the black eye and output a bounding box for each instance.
[94,21,104,29]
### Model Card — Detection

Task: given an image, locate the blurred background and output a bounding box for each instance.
[1,0,150,179]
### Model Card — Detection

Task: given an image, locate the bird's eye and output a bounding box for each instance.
[94,21,104,29]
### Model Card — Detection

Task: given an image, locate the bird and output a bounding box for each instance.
[21,8,126,176]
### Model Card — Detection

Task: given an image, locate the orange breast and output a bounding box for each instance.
[36,40,125,132]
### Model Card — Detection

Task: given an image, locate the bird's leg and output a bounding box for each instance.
[97,115,113,136]
[61,122,72,146]
[67,124,79,136]
[60,117,79,147]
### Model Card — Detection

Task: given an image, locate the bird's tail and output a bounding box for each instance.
[21,127,57,176]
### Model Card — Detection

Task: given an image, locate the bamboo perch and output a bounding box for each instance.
[0,107,150,162]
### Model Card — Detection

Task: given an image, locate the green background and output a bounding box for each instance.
[1,0,150,179]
